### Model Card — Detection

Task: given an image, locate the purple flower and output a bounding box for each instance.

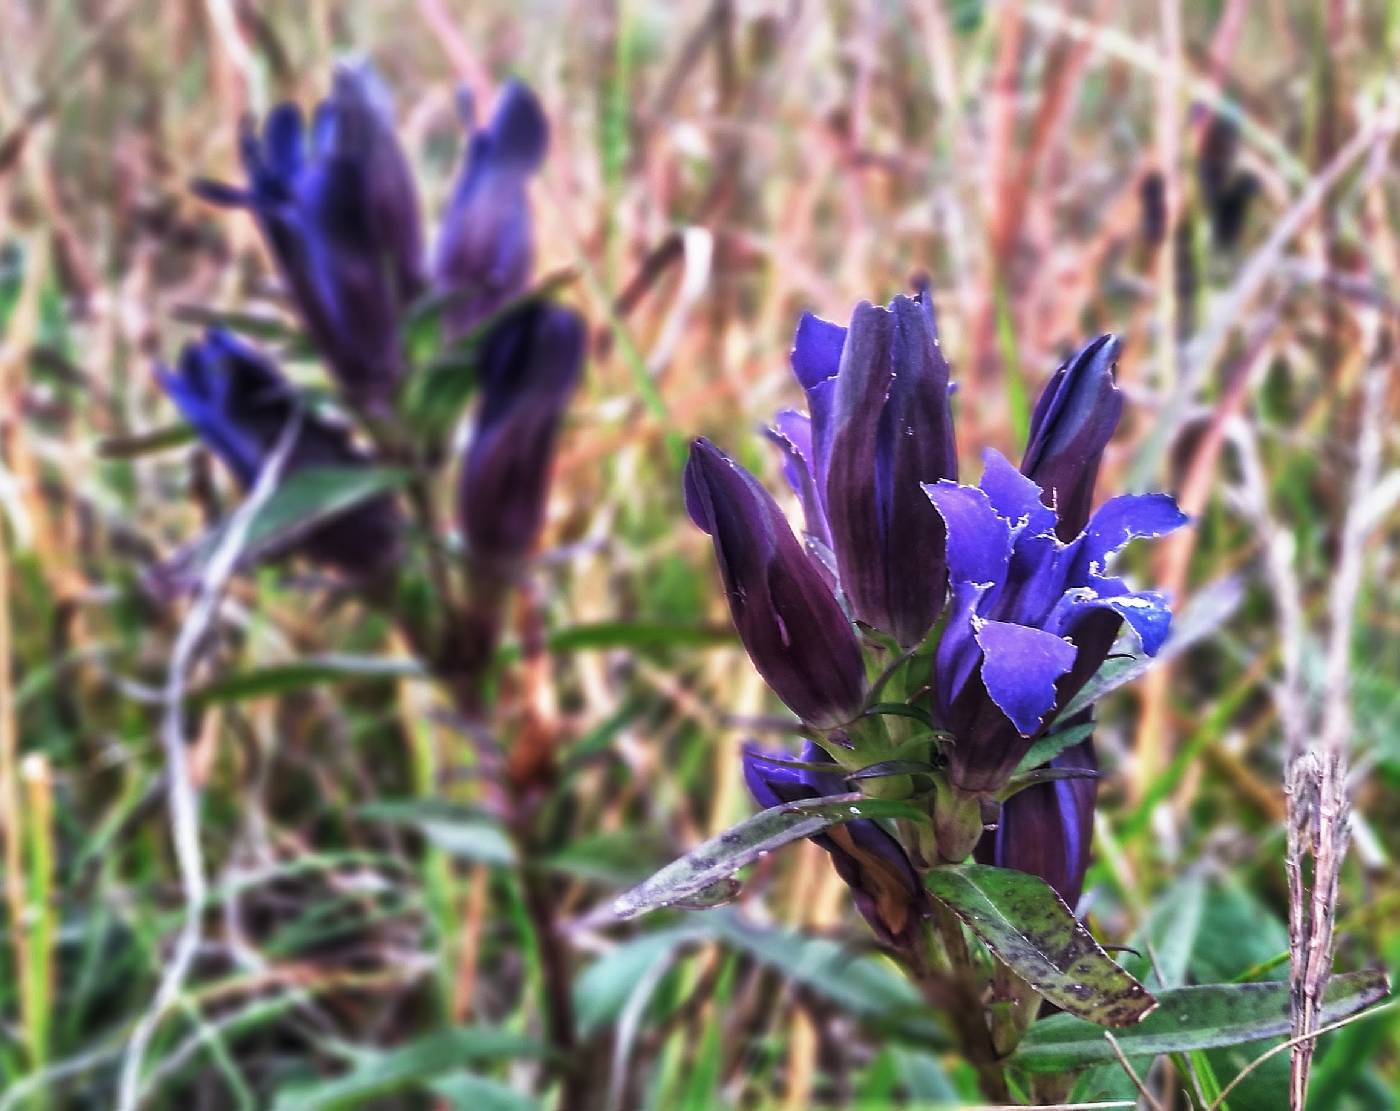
[433,81,548,343]
[742,742,928,947]
[979,716,1097,907]
[769,293,957,646]
[923,450,1186,794]
[159,329,402,577]
[459,302,585,570]
[195,63,423,408]
[685,439,866,729]
[1020,335,1124,541]
[979,336,1122,897]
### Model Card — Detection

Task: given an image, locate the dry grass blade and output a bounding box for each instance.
[115,409,304,1111]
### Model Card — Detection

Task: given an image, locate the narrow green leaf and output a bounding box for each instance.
[1013,722,1096,776]
[610,794,928,922]
[926,863,1156,1026]
[270,1027,543,1110]
[1013,971,1390,1073]
[96,422,196,459]
[863,702,940,731]
[708,913,950,1047]
[189,654,426,706]
[547,621,733,654]
[191,465,410,571]
[360,801,516,867]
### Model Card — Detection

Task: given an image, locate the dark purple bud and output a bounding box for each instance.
[459,302,584,571]
[977,722,1097,909]
[742,742,928,947]
[819,293,958,646]
[684,439,866,729]
[194,64,423,408]
[433,81,548,342]
[158,329,402,578]
[1020,335,1123,540]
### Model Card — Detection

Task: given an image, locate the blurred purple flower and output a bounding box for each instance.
[742,741,929,948]
[684,438,866,729]
[459,302,585,570]
[923,370,1186,793]
[434,81,549,343]
[158,328,401,577]
[770,292,957,647]
[195,63,423,408]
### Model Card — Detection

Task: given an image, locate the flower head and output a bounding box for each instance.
[742,742,928,947]
[923,343,1186,793]
[685,438,866,729]
[434,81,549,342]
[459,301,585,571]
[770,292,957,646]
[195,63,423,407]
[158,328,402,577]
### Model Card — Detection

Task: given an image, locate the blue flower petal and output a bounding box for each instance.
[979,448,1057,536]
[1077,492,1188,574]
[922,480,1012,587]
[975,619,1078,736]
[790,311,845,392]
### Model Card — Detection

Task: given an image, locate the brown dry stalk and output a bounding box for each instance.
[1285,353,1391,1105]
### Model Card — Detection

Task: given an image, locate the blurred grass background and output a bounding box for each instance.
[1,0,1399,1107]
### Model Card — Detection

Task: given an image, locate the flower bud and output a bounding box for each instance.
[433,81,549,342]
[158,329,402,578]
[458,302,585,571]
[684,439,865,729]
[194,63,423,408]
[742,742,928,948]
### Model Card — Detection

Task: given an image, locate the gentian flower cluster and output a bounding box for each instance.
[163,64,582,598]
[686,297,1185,941]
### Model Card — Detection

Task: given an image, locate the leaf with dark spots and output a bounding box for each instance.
[1013,970,1389,1072]
[926,863,1156,1027]
[609,793,928,922]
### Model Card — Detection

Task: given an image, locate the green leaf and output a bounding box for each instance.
[1013,971,1390,1073]
[430,1072,539,1111]
[609,794,928,922]
[1012,722,1096,776]
[192,465,410,570]
[863,702,941,731]
[189,653,426,706]
[708,913,949,1046]
[926,863,1156,1026]
[270,1027,543,1110]
[541,829,672,885]
[575,926,703,1034]
[96,422,196,459]
[546,621,734,654]
[1058,574,1244,720]
[360,801,516,867]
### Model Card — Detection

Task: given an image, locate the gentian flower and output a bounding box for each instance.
[742,742,928,948]
[459,302,585,571]
[434,81,549,343]
[978,710,1097,907]
[769,293,957,646]
[195,63,423,408]
[684,438,866,729]
[981,337,1123,897]
[923,392,1187,796]
[159,328,402,577]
